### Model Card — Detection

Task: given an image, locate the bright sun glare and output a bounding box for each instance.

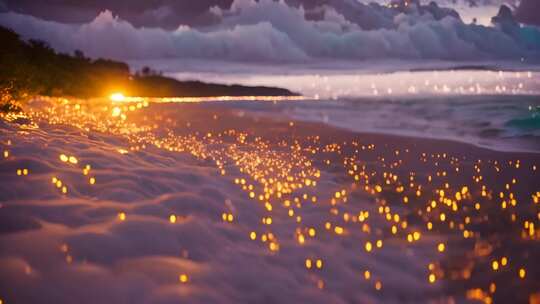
[110,92,125,102]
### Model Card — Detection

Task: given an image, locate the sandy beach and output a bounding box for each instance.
[1,97,539,303]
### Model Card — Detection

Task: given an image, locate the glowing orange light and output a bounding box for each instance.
[110,93,125,102]
[437,243,445,252]
[118,212,126,221]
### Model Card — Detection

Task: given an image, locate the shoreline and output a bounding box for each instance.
[190,99,540,156]
[89,94,540,155]
[263,112,540,156]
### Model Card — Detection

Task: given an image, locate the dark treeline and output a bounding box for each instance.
[0,26,131,99]
[0,26,294,105]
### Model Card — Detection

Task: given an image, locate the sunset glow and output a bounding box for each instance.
[110,92,126,102]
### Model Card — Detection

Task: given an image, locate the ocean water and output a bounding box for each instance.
[133,60,540,152]
[237,95,540,152]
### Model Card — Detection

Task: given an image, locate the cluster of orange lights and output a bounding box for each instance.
[1,94,539,302]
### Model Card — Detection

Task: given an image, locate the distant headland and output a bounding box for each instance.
[0,26,297,104]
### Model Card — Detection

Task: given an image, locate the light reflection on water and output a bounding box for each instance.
[168,69,540,99]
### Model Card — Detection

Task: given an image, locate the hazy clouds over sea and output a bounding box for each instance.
[1,0,539,63]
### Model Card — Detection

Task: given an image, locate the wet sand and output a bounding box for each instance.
[1,98,539,303]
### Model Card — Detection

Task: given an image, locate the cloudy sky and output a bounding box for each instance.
[0,0,527,28]
[0,0,539,63]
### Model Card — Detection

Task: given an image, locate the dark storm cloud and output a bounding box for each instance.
[1,0,234,28]
[283,0,462,30]
[514,0,540,26]
[0,0,511,29]
[284,0,396,30]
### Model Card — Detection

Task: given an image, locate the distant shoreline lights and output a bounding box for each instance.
[108,94,308,104]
